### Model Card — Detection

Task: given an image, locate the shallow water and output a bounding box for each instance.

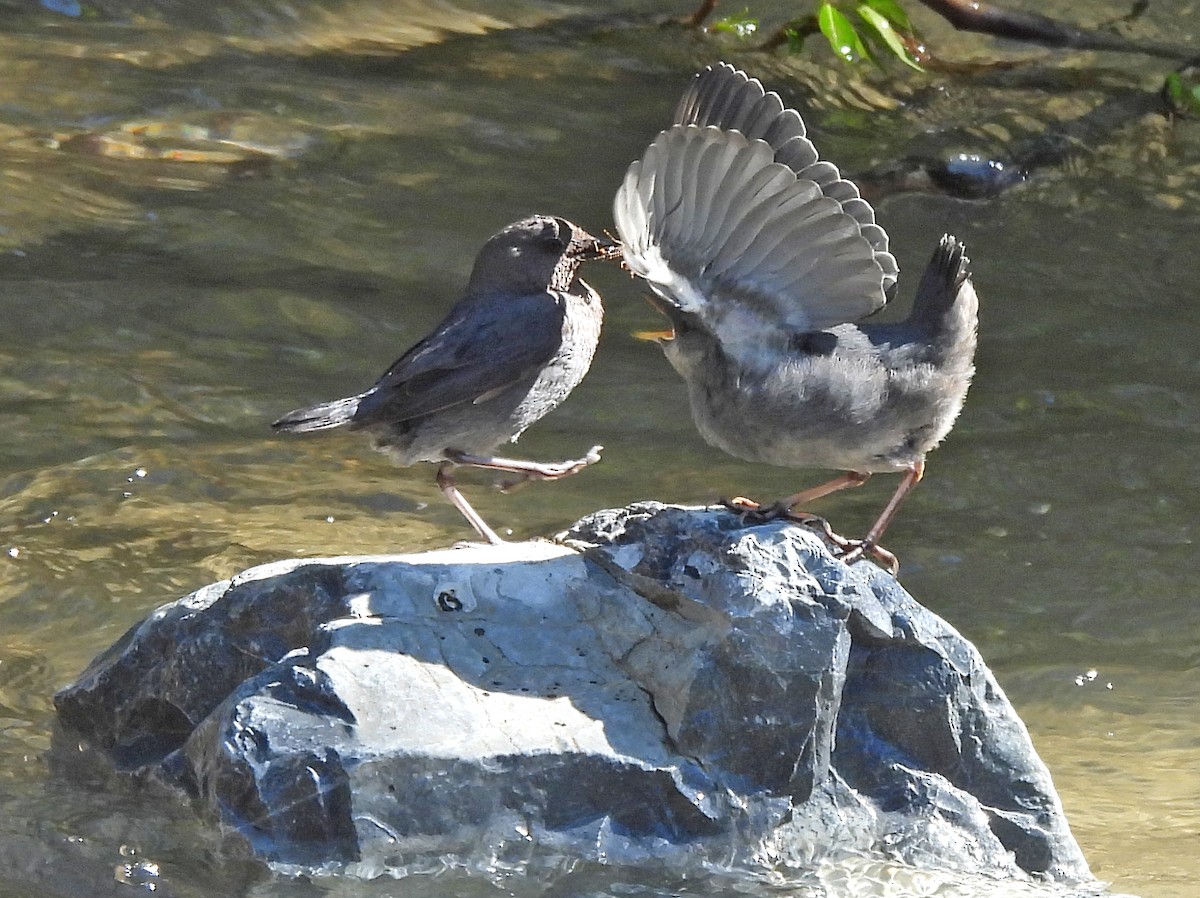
[1,1,1199,896]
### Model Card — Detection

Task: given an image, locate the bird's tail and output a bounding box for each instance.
[271,396,360,433]
[909,235,979,366]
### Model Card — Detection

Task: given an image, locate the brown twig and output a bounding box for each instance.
[682,0,718,29]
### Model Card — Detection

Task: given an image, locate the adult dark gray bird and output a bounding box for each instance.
[613,63,979,573]
[273,215,617,544]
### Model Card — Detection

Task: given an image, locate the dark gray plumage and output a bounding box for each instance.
[273,215,616,543]
[614,64,979,573]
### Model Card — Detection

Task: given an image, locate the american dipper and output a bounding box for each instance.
[272,215,616,544]
[613,64,979,573]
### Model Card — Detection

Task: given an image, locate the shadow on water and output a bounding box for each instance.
[2,0,1199,895]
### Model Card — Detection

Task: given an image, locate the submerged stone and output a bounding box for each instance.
[54,502,1092,885]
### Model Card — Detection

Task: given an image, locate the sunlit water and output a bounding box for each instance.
[1,1,1199,896]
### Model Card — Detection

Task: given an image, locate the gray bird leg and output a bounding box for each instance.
[436,462,504,544]
[445,446,603,493]
[840,459,926,575]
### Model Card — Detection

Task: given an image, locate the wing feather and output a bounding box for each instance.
[614,63,915,339]
[672,62,897,296]
[351,291,564,425]
[614,125,887,336]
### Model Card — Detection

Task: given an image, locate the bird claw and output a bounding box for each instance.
[838,540,900,577]
[722,496,903,573]
[719,496,781,522]
[720,498,854,550]
[497,446,604,492]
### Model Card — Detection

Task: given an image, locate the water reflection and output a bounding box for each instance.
[1,1,1198,896]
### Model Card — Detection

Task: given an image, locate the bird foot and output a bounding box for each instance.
[722,495,761,514]
[838,540,900,577]
[722,497,903,573]
[720,496,785,522]
[720,498,854,550]
[497,446,604,492]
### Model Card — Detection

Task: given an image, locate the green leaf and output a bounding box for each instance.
[862,0,914,33]
[1165,71,1200,116]
[818,2,868,64]
[1166,72,1185,106]
[857,4,923,70]
[710,10,759,39]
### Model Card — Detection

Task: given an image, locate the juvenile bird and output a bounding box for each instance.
[613,64,979,573]
[273,215,616,544]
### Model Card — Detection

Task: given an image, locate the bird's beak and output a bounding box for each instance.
[574,230,623,262]
[633,292,681,342]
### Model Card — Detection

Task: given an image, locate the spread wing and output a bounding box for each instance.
[675,62,898,294]
[351,290,565,426]
[614,64,897,341]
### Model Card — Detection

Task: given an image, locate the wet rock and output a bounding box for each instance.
[54,502,1092,883]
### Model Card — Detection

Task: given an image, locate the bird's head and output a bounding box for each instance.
[468,215,621,295]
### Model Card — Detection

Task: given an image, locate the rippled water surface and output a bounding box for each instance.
[2,1,1199,896]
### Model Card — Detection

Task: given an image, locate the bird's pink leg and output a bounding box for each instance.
[446,446,603,492]
[725,472,871,548]
[777,471,872,510]
[436,462,504,544]
[840,459,926,575]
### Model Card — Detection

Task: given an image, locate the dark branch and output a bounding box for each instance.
[682,0,718,29]
[759,16,819,53]
[918,0,1200,62]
